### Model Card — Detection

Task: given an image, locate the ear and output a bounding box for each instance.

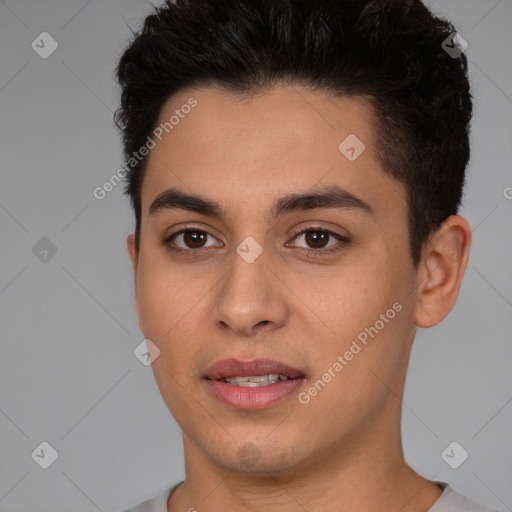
[413,215,471,328]
[127,233,144,331]
[127,233,138,275]
[127,233,140,307]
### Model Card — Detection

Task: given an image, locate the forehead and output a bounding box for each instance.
[141,84,406,222]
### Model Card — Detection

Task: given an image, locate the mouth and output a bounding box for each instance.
[222,374,293,386]
[204,358,306,410]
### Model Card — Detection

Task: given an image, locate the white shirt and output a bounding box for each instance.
[119,481,497,512]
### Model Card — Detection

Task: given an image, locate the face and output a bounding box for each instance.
[128,84,421,475]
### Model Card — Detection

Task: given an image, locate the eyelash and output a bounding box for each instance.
[163,223,350,258]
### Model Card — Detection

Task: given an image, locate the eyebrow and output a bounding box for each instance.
[148,184,373,220]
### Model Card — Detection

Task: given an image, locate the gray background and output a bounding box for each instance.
[0,0,511,510]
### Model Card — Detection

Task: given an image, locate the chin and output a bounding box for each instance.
[207,437,305,475]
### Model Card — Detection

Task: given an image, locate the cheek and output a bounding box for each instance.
[135,252,184,339]
[306,258,413,381]
[307,265,384,334]
[134,252,207,369]
[135,257,201,414]
[300,305,411,432]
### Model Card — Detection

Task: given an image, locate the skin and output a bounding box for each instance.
[127,84,471,512]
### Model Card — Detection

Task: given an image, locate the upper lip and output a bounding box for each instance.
[205,358,304,380]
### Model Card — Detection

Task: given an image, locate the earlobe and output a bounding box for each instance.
[413,215,471,328]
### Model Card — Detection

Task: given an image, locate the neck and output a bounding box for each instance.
[168,401,442,512]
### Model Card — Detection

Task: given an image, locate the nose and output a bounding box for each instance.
[211,249,289,338]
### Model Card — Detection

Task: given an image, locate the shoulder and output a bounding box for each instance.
[118,481,184,512]
[430,482,498,512]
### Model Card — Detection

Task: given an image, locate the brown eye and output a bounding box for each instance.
[294,229,340,250]
[182,230,207,248]
[166,229,221,252]
[288,226,350,256]
[304,230,330,249]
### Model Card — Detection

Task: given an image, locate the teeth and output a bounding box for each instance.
[224,374,290,386]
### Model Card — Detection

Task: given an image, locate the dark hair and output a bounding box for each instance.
[114,0,472,265]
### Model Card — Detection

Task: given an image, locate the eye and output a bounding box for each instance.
[164,227,222,254]
[288,225,350,256]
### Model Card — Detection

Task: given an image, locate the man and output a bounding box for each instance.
[115,0,496,511]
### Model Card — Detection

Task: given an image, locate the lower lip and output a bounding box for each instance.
[206,378,305,410]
